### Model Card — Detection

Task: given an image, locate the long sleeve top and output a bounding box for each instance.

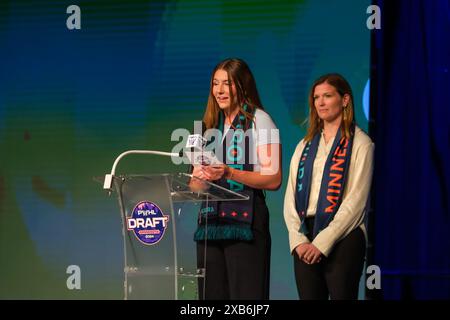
[283,126,374,257]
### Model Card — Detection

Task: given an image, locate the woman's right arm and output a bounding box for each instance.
[283,140,310,255]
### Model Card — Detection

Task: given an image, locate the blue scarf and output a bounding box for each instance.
[295,126,354,238]
[194,105,256,241]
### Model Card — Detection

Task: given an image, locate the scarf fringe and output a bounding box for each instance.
[194,225,253,241]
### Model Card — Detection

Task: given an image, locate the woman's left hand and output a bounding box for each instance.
[201,164,229,181]
[302,244,323,264]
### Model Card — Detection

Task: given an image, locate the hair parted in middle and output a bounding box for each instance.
[203,58,264,130]
[304,73,355,142]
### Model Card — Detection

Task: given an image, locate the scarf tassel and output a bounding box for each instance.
[194,225,253,241]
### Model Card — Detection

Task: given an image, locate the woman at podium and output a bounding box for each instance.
[191,58,282,299]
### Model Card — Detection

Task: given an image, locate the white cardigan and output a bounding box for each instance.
[283,126,374,257]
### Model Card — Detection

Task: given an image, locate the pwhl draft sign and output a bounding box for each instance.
[127,201,169,245]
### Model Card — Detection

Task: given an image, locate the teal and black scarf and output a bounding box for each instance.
[194,105,256,241]
[295,125,354,238]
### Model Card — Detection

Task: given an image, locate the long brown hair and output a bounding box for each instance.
[304,73,355,142]
[203,58,264,129]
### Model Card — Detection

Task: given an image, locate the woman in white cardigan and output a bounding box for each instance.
[284,73,374,300]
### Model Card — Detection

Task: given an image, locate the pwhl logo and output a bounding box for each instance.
[127,201,169,245]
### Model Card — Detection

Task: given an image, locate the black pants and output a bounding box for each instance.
[197,192,271,300]
[293,218,366,300]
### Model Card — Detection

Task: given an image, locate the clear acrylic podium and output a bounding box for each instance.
[101,172,248,300]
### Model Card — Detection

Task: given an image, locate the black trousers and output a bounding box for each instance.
[293,218,366,300]
[197,192,271,300]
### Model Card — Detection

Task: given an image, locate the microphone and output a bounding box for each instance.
[186,134,207,151]
[183,134,221,166]
[176,134,205,157]
[103,149,182,191]
[103,134,214,191]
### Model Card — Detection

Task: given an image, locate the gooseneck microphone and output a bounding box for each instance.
[103,134,209,191]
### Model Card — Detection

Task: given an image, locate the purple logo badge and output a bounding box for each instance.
[127,201,169,245]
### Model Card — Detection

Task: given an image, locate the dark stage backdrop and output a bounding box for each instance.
[370,0,450,300]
